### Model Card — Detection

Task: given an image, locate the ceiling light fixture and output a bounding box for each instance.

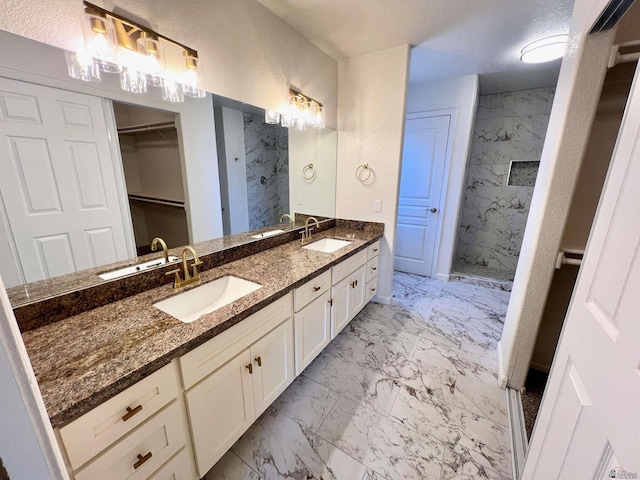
[520,34,569,64]
[267,89,324,130]
[65,1,206,102]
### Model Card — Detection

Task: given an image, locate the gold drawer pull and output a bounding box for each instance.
[313,286,321,291]
[246,363,253,374]
[133,452,152,469]
[122,405,143,422]
[255,356,262,367]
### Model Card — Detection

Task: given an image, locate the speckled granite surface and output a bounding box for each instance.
[11,219,336,332]
[21,224,383,429]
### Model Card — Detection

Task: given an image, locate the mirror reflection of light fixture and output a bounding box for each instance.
[65,1,206,103]
[280,89,325,130]
[265,109,280,124]
[520,34,569,64]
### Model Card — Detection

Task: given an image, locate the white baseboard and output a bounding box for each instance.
[434,273,450,282]
[372,294,391,305]
[497,340,509,389]
[529,361,551,373]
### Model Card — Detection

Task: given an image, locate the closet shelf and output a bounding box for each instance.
[117,121,176,134]
[128,194,185,208]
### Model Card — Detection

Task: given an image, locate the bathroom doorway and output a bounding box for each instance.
[112,102,190,255]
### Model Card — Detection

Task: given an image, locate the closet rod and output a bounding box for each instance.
[128,194,184,208]
[117,121,176,134]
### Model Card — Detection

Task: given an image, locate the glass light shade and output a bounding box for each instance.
[265,110,280,124]
[520,35,569,64]
[65,50,101,82]
[313,105,325,129]
[136,37,165,87]
[280,113,293,128]
[181,55,206,98]
[162,78,184,103]
[83,13,121,73]
[119,67,148,94]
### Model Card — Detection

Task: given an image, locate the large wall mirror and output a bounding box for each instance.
[0,30,337,293]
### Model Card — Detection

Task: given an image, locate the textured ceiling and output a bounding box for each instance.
[256,0,576,93]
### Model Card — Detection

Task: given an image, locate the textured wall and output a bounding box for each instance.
[0,0,338,129]
[454,88,554,278]
[336,45,411,304]
[244,113,289,230]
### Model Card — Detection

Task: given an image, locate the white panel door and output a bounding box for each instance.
[395,114,450,277]
[522,64,640,479]
[0,78,131,282]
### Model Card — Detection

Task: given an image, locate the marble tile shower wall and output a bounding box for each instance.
[244,113,289,230]
[454,88,554,276]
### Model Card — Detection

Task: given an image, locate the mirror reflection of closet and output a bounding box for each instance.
[112,103,190,255]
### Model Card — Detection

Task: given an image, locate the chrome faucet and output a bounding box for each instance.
[280,213,294,229]
[166,245,203,288]
[301,217,320,245]
[151,237,169,263]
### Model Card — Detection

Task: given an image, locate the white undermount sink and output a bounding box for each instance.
[153,276,262,323]
[99,256,180,280]
[250,229,285,239]
[302,238,352,254]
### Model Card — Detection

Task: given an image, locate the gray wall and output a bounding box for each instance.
[454,88,554,279]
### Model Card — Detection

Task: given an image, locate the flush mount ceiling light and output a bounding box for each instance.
[265,89,325,130]
[520,34,569,64]
[65,1,206,103]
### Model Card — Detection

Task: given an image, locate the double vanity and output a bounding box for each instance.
[14,219,383,480]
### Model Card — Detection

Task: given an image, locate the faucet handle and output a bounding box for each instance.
[165,268,182,287]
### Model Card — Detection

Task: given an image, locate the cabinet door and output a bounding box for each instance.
[331,274,351,339]
[185,349,255,477]
[251,318,295,417]
[294,291,332,374]
[349,265,367,318]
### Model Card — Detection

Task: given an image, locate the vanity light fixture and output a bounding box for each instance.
[278,89,325,130]
[66,1,206,102]
[520,34,569,63]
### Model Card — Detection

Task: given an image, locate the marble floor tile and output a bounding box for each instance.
[203,450,261,480]
[412,338,498,385]
[302,347,402,416]
[454,411,512,477]
[452,375,508,426]
[318,396,445,480]
[232,407,367,480]
[440,447,511,480]
[272,375,339,433]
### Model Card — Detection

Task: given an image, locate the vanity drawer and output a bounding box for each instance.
[180,293,293,389]
[366,277,378,303]
[366,257,379,283]
[74,402,186,480]
[367,240,380,260]
[59,363,179,471]
[331,249,367,285]
[294,270,331,312]
[148,448,197,480]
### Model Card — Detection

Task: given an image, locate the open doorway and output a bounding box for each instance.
[112,102,190,255]
[521,53,638,440]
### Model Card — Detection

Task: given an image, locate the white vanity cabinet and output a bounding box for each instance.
[56,363,195,480]
[366,240,380,302]
[330,249,368,338]
[180,294,295,477]
[293,270,332,374]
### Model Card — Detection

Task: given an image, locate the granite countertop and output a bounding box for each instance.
[21,226,382,429]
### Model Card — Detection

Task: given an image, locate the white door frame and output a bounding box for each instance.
[401,108,456,279]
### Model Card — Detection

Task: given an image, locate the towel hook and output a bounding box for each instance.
[303,163,315,181]
[356,163,373,183]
